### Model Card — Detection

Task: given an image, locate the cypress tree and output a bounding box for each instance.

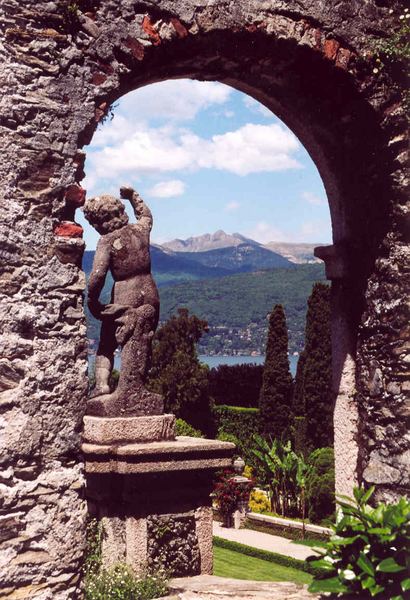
[292,351,307,455]
[296,283,333,449]
[259,304,293,439]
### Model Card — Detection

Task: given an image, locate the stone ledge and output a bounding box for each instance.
[168,575,318,599]
[82,437,235,474]
[83,414,176,444]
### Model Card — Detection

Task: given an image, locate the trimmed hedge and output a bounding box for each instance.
[213,405,261,458]
[213,536,326,577]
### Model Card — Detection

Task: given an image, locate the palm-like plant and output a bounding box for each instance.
[252,435,310,521]
[252,434,281,513]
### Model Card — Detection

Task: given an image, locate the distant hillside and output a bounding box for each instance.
[264,241,322,264]
[159,264,326,354]
[177,243,292,272]
[83,247,232,289]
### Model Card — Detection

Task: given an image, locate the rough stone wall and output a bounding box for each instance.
[0,0,408,597]
[147,514,201,576]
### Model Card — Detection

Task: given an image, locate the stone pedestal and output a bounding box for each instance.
[82,419,235,577]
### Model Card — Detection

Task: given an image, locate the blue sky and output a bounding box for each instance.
[77,79,331,250]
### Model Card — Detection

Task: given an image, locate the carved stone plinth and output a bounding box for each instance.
[82,433,235,577]
[83,414,176,444]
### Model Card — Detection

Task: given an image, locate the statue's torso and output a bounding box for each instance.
[107,224,159,309]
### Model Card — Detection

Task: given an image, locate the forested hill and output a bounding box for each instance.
[158,264,326,354]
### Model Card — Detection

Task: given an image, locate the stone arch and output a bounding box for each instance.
[1,1,407,597]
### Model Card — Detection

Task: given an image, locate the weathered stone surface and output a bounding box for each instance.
[82,437,235,474]
[83,414,176,444]
[0,0,408,596]
[168,575,319,599]
[148,514,201,576]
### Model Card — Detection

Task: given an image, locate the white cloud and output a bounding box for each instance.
[87,122,301,179]
[302,191,326,206]
[225,201,240,212]
[247,221,288,244]
[119,79,232,123]
[147,180,186,198]
[243,96,273,119]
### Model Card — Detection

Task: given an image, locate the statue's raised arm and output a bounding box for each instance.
[120,185,153,232]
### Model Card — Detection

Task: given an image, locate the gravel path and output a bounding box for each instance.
[213,522,320,561]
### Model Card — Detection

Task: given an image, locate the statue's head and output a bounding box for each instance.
[83,195,129,234]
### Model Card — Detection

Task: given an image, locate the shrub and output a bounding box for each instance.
[85,564,168,600]
[308,487,410,598]
[175,418,203,438]
[214,470,249,515]
[306,447,335,523]
[216,429,240,449]
[213,405,261,462]
[248,489,270,514]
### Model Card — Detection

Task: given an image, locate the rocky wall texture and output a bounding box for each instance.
[0,0,408,597]
[147,514,201,576]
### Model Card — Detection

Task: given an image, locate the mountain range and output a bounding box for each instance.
[162,230,322,264]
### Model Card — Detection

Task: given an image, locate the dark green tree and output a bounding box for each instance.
[259,304,293,438]
[148,308,212,432]
[294,283,333,450]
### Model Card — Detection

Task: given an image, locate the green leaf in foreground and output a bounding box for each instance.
[376,557,406,573]
[308,576,348,594]
[307,487,410,598]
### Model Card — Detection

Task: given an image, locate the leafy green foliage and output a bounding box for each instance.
[294,283,332,451]
[148,308,212,432]
[209,363,263,408]
[85,564,168,600]
[251,435,309,519]
[306,448,335,524]
[175,418,203,438]
[372,9,409,73]
[213,405,261,463]
[308,487,410,598]
[216,430,241,449]
[259,305,293,439]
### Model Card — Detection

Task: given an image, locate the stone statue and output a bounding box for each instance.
[83,186,163,417]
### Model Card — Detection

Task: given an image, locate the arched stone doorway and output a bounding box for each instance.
[1,1,407,597]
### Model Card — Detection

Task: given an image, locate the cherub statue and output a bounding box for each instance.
[83,186,163,417]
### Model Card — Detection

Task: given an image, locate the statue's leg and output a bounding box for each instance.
[91,319,117,397]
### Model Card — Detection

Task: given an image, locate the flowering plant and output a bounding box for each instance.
[214,469,250,515]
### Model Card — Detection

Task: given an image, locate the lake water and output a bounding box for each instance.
[89,353,299,376]
[199,354,298,375]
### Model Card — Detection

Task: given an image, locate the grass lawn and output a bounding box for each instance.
[213,545,312,585]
